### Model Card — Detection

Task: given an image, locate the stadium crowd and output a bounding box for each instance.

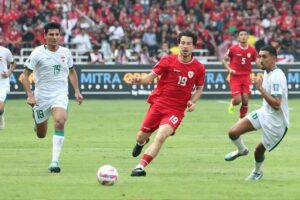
[0,0,300,63]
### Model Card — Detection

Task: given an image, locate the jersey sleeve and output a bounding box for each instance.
[24,52,38,71]
[270,72,285,97]
[67,49,74,69]
[152,56,169,75]
[252,48,258,61]
[195,65,206,86]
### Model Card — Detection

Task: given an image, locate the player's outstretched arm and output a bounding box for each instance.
[187,86,204,112]
[21,69,36,107]
[69,68,83,105]
[131,71,158,85]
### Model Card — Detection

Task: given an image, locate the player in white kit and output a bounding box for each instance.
[22,22,83,173]
[223,45,289,181]
[0,45,16,129]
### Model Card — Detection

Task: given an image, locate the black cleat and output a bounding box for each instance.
[131,168,146,176]
[48,161,61,173]
[132,138,150,157]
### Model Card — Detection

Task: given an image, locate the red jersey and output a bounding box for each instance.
[226,44,257,75]
[148,55,206,113]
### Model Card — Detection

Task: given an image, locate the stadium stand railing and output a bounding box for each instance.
[15,47,218,64]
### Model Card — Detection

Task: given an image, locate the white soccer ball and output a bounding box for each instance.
[97,165,118,186]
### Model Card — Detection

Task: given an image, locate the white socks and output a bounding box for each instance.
[52,135,64,162]
[135,164,144,169]
[232,137,247,153]
[254,161,263,172]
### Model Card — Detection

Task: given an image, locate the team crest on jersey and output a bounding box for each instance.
[60,55,65,62]
[247,53,251,58]
[188,71,194,78]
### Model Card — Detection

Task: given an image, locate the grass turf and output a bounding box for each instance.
[0,99,299,200]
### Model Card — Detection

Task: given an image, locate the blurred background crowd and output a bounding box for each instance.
[0,0,300,64]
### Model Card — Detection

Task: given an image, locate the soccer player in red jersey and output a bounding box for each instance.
[222,29,260,118]
[130,30,206,176]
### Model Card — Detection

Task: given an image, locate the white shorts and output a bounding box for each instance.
[33,95,69,124]
[246,109,288,151]
[0,87,8,102]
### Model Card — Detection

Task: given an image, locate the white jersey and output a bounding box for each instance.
[24,45,73,98]
[261,67,289,128]
[0,46,14,91]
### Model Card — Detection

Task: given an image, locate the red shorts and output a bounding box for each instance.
[140,104,183,134]
[229,75,251,96]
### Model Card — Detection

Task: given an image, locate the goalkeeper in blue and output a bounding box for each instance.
[224,46,289,181]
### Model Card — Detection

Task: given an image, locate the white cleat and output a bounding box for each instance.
[224,149,249,161]
[246,170,263,181]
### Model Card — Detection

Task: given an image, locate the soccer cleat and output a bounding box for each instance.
[131,168,146,176]
[48,161,61,173]
[246,170,263,181]
[0,115,5,129]
[132,138,150,157]
[224,149,249,161]
[228,102,236,114]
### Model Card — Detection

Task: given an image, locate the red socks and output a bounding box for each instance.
[240,105,248,118]
[139,154,153,168]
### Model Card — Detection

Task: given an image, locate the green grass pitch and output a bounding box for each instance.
[0,99,299,200]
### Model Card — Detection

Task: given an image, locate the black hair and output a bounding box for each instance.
[177,29,197,46]
[237,29,248,34]
[44,22,61,34]
[92,44,100,50]
[260,45,277,57]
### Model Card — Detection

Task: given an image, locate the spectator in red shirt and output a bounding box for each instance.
[131,10,142,26]
[186,0,199,9]
[33,28,45,45]
[203,0,215,13]
[5,24,22,55]
[281,10,296,30]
